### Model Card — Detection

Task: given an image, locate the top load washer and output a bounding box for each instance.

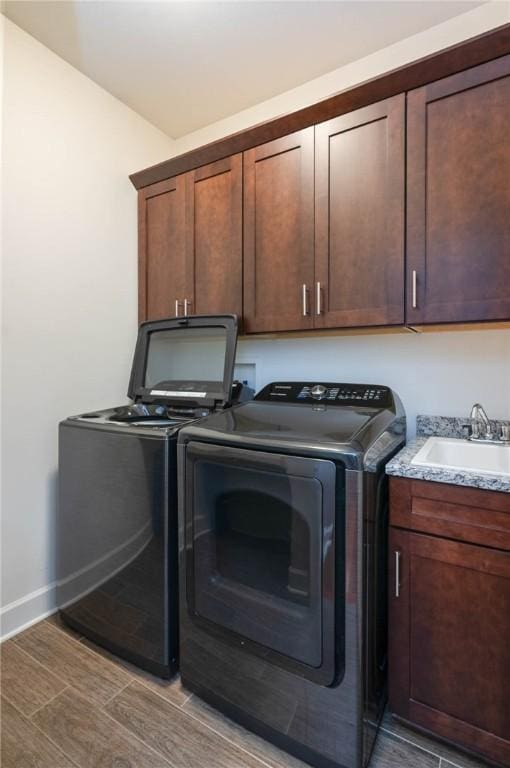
[58,315,248,678]
[177,381,405,767]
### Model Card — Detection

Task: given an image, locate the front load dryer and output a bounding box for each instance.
[177,381,405,767]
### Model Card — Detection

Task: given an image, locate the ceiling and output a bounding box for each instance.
[3,1,486,138]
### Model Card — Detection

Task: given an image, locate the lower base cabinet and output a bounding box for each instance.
[388,476,510,767]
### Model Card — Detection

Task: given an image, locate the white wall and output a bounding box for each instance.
[236,330,510,439]
[171,2,510,155]
[0,17,175,639]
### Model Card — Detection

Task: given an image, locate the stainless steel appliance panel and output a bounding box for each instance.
[58,421,177,677]
[179,451,363,768]
[177,381,405,767]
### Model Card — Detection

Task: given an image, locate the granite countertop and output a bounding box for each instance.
[386,415,510,493]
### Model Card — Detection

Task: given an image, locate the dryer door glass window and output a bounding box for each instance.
[185,442,338,676]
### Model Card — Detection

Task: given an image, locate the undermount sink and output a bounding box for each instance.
[411,437,510,477]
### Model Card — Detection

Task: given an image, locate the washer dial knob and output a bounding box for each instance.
[311,384,327,400]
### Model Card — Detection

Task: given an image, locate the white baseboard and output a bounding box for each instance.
[0,583,57,642]
[1,522,153,642]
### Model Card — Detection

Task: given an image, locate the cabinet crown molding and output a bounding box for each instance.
[130,23,510,190]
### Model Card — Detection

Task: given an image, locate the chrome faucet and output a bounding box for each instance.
[470,403,492,441]
[466,404,510,443]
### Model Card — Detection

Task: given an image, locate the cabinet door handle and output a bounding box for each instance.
[411,270,417,309]
[302,284,309,317]
[183,298,192,316]
[395,550,401,597]
[175,299,181,317]
[316,282,322,315]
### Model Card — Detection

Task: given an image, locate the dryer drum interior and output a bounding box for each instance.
[185,443,345,686]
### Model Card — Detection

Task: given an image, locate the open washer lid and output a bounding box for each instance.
[127,315,238,408]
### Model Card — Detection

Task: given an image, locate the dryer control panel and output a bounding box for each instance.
[255,381,393,408]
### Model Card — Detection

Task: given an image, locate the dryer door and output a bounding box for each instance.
[184,441,342,684]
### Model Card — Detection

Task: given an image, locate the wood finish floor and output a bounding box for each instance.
[0,615,493,768]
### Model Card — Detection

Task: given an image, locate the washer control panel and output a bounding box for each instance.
[256,382,392,407]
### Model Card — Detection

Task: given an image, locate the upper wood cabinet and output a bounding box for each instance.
[139,156,242,323]
[139,176,186,322]
[184,155,242,318]
[243,129,315,333]
[136,45,510,332]
[315,95,405,328]
[243,100,405,334]
[406,54,510,325]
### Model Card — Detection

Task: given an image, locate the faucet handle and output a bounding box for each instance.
[500,424,510,442]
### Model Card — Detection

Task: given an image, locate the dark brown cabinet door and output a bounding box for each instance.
[407,55,510,325]
[138,176,186,322]
[389,528,510,767]
[243,129,315,333]
[185,155,242,318]
[315,96,405,328]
